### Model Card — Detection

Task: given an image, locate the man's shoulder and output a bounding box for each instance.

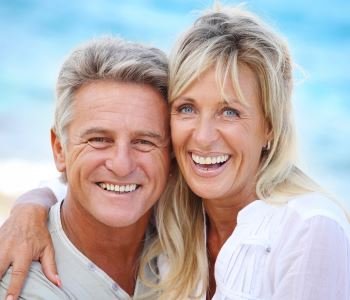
[0,263,72,299]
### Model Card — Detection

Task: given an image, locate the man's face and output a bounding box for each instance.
[52,80,170,227]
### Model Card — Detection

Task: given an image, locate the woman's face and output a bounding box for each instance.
[170,64,270,205]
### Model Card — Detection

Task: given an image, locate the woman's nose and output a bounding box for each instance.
[192,116,219,148]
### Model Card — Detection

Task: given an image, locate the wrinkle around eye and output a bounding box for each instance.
[133,143,156,152]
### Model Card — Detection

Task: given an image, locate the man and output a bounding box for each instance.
[0,37,170,299]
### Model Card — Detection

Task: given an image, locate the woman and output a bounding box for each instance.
[161,6,350,298]
[1,5,350,299]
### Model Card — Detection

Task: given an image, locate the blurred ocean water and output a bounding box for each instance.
[0,0,349,206]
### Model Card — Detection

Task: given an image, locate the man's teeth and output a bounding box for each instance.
[99,183,137,193]
[192,153,229,165]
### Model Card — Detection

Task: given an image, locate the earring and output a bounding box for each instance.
[262,141,271,153]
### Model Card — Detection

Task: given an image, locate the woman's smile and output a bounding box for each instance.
[189,152,231,177]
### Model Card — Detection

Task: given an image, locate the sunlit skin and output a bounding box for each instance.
[51,80,170,294]
[170,65,271,298]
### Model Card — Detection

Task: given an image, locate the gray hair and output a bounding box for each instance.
[54,36,168,144]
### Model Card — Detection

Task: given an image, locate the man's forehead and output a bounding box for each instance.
[75,80,164,101]
[73,81,167,114]
[72,101,168,127]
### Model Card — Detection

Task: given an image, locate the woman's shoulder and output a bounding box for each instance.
[285,192,350,236]
[286,192,346,219]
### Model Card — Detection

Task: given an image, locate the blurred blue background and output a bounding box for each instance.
[0,0,349,207]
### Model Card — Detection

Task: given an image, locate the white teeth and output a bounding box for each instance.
[191,153,229,165]
[99,183,137,193]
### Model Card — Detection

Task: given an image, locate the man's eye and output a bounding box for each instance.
[87,137,112,149]
[133,139,156,152]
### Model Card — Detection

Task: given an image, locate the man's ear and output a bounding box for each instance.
[51,129,66,172]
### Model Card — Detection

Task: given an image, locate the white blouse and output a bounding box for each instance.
[211,193,350,300]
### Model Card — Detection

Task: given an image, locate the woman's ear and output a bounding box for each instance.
[264,119,273,143]
[51,129,66,172]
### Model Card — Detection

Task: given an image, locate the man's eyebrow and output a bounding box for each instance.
[79,127,111,137]
[133,130,164,140]
[79,128,166,141]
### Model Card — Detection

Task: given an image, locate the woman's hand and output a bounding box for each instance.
[0,188,60,300]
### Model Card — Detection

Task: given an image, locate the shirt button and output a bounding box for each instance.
[112,283,119,291]
[88,263,96,271]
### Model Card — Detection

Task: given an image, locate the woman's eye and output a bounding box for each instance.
[87,137,112,149]
[222,107,239,118]
[178,105,194,114]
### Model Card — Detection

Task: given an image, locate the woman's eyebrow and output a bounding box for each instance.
[222,97,250,109]
[172,96,195,103]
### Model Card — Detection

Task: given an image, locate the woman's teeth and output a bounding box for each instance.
[191,153,229,165]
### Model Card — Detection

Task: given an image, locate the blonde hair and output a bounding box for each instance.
[143,5,348,299]
[140,160,206,299]
[168,6,319,201]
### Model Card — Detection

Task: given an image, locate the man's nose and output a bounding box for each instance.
[105,143,136,177]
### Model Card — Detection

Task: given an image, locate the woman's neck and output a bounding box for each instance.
[204,191,255,246]
[204,193,256,299]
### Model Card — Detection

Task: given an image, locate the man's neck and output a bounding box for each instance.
[60,198,152,295]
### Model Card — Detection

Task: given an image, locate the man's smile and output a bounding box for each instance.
[97,182,140,193]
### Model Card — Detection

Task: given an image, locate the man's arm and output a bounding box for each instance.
[0,188,61,300]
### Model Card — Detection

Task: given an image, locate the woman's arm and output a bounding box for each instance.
[0,188,60,300]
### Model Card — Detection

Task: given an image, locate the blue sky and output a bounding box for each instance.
[0,0,349,203]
